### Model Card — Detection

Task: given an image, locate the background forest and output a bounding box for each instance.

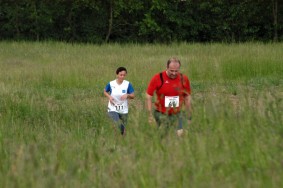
[0,0,282,43]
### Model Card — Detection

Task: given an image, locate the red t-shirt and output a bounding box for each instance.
[146,71,191,115]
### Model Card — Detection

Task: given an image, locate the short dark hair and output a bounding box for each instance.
[116,67,127,74]
[167,57,181,68]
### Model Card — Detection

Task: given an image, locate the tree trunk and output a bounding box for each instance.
[32,1,39,41]
[272,0,278,42]
[105,0,113,43]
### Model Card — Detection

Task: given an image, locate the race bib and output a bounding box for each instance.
[165,96,179,107]
[114,103,125,112]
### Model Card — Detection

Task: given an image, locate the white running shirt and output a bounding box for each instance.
[105,80,134,114]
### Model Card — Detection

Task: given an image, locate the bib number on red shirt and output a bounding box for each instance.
[165,96,179,107]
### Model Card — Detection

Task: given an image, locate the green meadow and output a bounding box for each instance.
[0,41,282,188]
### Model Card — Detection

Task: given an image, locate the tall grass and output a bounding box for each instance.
[0,41,282,187]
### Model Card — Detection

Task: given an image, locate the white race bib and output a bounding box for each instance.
[113,103,125,112]
[165,96,179,107]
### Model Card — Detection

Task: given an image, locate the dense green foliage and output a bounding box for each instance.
[0,42,282,187]
[0,0,282,43]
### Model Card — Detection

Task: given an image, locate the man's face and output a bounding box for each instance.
[166,62,180,79]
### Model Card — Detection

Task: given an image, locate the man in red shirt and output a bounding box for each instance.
[146,57,192,136]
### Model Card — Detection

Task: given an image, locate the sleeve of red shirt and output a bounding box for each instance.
[146,73,160,96]
[183,75,191,95]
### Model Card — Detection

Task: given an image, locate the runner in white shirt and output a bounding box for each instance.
[104,67,135,135]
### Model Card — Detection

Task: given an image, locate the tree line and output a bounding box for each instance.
[0,0,282,43]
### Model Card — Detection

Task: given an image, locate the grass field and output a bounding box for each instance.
[0,41,282,188]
